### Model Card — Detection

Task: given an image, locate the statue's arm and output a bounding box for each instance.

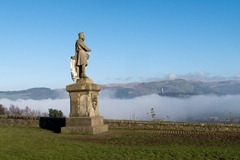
[79,41,91,52]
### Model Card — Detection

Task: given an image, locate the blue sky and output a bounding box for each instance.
[0,0,240,90]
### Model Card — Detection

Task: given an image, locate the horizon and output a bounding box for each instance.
[0,0,240,90]
[1,77,240,91]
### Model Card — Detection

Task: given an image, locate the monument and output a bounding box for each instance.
[61,32,108,134]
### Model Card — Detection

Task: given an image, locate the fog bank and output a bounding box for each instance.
[1,94,240,121]
[100,94,240,121]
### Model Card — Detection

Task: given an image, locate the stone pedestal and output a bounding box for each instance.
[61,78,108,134]
[61,116,108,134]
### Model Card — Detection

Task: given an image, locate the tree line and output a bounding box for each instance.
[0,104,64,118]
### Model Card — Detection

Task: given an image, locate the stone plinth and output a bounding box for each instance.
[61,116,108,134]
[66,78,101,117]
[61,78,108,134]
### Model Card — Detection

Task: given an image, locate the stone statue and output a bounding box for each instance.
[75,32,91,79]
[63,32,108,134]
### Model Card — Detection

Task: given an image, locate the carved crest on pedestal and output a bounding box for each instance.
[91,93,98,110]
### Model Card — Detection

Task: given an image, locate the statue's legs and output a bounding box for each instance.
[76,66,80,78]
[77,65,87,78]
[82,65,87,78]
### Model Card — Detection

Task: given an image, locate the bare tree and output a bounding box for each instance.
[6,105,47,117]
[8,105,22,116]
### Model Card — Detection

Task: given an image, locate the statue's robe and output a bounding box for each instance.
[75,39,90,66]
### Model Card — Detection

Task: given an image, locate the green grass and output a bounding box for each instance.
[0,126,240,160]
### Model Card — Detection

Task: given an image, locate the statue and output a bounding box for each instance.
[74,32,91,80]
[63,32,108,134]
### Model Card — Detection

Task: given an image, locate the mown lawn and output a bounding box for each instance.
[0,125,240,160]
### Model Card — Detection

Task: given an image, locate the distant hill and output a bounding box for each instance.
[0,88,68,100]
[1,79,240,100]
[102,79,240,98]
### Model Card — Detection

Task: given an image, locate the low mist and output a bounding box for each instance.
[100,94,240,121]
[1,94,240,122]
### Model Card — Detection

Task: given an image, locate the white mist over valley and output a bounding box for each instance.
[1,94,240,122]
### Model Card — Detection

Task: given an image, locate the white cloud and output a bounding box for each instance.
[167,73,177,80]
[124,77,133,81]
[99,72,240,85]
[234,74,240,79]
[147,71,232,81]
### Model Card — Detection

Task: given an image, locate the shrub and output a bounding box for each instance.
[150,107,156,120]
[48,108,64,118]
[0,104,7,115]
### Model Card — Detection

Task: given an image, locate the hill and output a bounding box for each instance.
[0,88,68,100]
[1,79,240,100]
[102,79,240,98]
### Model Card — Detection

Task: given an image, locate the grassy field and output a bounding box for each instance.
[0,125,240,160]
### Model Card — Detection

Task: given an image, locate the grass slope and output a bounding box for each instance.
[0,126,240,160]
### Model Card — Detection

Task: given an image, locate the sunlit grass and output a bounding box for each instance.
[0,125,240,160]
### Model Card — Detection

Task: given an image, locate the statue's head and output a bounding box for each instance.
[78,32,85,40]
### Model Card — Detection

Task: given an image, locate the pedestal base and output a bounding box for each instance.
[61,116,108,134]
[64,78,108,134]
